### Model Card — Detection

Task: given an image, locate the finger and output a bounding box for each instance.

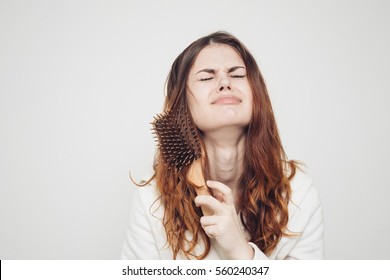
[206,180,234,205]
[200,215,218,227]
[195,195,225,215]
[199,216,220,238]
[204,226,220,239]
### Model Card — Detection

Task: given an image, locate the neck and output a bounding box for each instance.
[203,127,246,194]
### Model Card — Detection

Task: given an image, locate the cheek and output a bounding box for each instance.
[187,94,206,123]
[187,96,216,132]
[187,84,212,112]
[248,92,253,113]
[243,88,254,122]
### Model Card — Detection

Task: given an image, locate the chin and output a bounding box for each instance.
[194,112,251,132]
[198,121,250,133]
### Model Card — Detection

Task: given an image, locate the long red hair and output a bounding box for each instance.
[152,31,297,259]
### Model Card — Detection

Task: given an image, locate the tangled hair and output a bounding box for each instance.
[153,31,298,259]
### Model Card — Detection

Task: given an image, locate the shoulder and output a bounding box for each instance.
[290,169,315,198]
[280,168,324,259]
[121,176,166,259]
[126,176,165,240]
[285,163,318,202]
[132,177,162,217]
[288,168,322,220]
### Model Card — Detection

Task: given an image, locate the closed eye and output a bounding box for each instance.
[200,77,213,81]
[231,75,246,78]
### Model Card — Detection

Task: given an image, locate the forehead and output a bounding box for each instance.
[191,44,245,70]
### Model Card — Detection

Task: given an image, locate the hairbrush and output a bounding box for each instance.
[152,105,213,216]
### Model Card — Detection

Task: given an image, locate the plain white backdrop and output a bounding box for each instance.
[1,0,389,259]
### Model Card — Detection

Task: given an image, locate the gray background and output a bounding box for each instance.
[1,0,389,259]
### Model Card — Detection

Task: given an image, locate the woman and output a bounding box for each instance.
[122,31,324,260]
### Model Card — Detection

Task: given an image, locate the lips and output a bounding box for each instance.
[211,95,242,105]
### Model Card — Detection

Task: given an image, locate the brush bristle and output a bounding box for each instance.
[152,106,201,170]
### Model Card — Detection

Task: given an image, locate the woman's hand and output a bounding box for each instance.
[194,180,254,259]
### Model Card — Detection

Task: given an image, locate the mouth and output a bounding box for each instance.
[211,95,242,105]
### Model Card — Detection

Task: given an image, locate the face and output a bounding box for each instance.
[186,44,253,133]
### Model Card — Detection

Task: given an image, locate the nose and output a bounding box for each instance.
[218,75,231,92]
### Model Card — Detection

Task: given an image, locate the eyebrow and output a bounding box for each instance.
[195,66,246,75]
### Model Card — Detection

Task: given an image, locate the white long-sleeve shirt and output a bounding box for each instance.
[121,170,324,259]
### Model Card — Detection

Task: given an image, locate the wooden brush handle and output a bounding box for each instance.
[187,159,213,216]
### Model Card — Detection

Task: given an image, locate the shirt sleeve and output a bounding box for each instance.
[285,185,325,259]
[248,242,269,259]
[249,175,324,260]
[121,187,161,260]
